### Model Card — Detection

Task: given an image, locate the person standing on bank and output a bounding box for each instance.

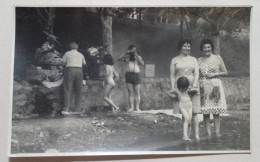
[118,45,144,112]
[103,54,120,113]
[62,42,86,114]
[170,39,200,141]
[198,39,228,139]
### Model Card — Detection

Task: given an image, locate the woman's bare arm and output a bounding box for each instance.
[206,56,228,78]
[170,58,176,90]
[167,89,178,98]
[193,57,199,87]
[218,56,228,76]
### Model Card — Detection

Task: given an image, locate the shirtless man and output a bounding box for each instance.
[118,45,144,111]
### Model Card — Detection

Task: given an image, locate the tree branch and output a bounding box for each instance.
[36,8,48,23]
[96,7,103,16]
[44,8,49,16]
[220,9,243,30]
[215,8,226,20]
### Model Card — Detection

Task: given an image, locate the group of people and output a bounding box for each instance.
[102,44,145,113]
[60,38,228,142]
[168,39,228,141]
[60,43,144,114]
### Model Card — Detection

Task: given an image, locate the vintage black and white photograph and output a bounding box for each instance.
[11,7,250,155]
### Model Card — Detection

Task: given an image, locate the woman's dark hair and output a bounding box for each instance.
[128,44,136,50]
[177,39,192,51]
[103,54,114,65]
[200,39,215,51]
[177,77,190,90]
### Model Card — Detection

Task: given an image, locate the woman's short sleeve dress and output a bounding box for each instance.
[171,56,201,114]
[198,55,228,114]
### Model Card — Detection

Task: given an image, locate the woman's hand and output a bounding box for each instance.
[206,73,217,79]
[167,89,178,98]
[189,87,199,93]
[168,89,176,93]
[189,87,199,96]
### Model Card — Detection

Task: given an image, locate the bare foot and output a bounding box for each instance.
[183,137,191,141]
[216,133,222,138]
[195,136,200,142]
[113,107,120,113]
[127,108,134,112]
[135,108,141,112]
[61,111,70,115]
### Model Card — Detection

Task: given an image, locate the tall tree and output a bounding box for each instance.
[99,8,113,55]
[36,8,55,34]
[137,8,143,28]
[188,7,249,55]
[86,8,114,55]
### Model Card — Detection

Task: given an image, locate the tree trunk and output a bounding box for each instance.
[212,34,221,55]
[180,20,184,39]
[184,18,192,38]
[165,12,169,24]
[101,15,113,55]
[48,8,55,34]
[138,8,142,28]
[179,8,185,39]
[131,11,135,19]
[211,23,221,55]
[154,14,157,24]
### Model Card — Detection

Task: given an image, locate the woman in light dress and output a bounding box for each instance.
[198,39,228,138]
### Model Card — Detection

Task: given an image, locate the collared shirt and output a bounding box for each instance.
[62,49,86,67]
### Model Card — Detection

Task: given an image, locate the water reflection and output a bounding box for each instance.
[155,134,248,151]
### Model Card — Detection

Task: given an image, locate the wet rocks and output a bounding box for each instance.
[13,80,36,118]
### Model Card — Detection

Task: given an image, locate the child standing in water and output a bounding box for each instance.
[103,54,119,113]
[167,76,197,141]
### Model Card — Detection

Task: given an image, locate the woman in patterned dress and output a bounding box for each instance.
[198,39,228,138]
[170,39,200,141]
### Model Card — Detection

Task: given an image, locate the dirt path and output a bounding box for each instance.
[11,110,250,154]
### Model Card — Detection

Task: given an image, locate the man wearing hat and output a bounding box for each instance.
[61,42,86,114]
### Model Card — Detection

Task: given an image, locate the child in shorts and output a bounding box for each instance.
[167,76,197,141]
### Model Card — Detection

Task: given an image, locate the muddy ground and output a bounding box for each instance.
[11,110,250,154]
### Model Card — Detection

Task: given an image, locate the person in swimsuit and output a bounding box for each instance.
[103,54,119,113]
[118,45,144,111]
[167,77,198,141]
[170,39,200,141]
